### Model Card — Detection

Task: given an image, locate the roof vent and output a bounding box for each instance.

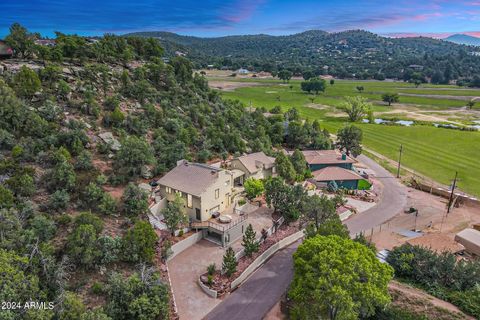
[341,153,347,160]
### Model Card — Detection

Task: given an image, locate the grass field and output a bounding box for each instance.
[213,77,480,196]
[219,79,480,110]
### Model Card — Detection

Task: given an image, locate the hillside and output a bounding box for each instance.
[0,25,334,319]
[128,30,480,81]
[445,34,480,46]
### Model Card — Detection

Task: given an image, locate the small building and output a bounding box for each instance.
[406,233,465,254]
[455,228,480,256]
[408,64,424,71]
[35,39,56,47]
[157,160,235,222]
[229,151,276,183]
[311,166,364,190]
[297,150,355,171]
[0,40,13,59]
[237,68,249,74]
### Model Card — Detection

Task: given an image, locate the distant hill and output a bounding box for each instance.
[444,34,480,46]
[126,29,480,80]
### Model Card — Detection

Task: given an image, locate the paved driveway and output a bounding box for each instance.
[345,154,408,234]
[168,240,226,320]
[205,240,301,320]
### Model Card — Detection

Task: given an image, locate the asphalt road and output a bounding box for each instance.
[204,155,408,320]
[345,154,408,234]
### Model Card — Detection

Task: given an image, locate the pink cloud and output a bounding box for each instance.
[222,0,264,23]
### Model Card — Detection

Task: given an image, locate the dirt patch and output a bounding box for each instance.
[208,81,264,91]
[389,281,473,319]
[370,187,480,251]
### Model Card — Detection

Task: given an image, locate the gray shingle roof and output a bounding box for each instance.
[157,161,223,196]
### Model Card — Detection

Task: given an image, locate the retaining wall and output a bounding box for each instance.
[230,230,304,290]
[197,278,218,299]
[167,232,204,261]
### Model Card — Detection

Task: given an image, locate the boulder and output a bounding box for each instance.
[98,132,121,151]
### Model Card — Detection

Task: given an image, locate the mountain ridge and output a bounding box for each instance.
[126,29,480,80]
[445,34,480,46]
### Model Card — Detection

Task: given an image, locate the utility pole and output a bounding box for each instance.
[447,171,458,214]
[396,144,403,178]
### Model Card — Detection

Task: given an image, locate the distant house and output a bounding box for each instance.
[0,40,13,59]
[296,150,355,171]
[311,166,364,190]
[408,64,424,71]
[237,68,249,74]
[34,39,56,47]
[229,151,276,183]
[455,228,480,256]
[175,51,187,57]
[157,160,234,222]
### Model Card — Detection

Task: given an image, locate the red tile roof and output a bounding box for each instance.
[299,150,355,165]
[312,166,363,181]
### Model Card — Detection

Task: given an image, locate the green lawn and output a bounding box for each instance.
[219,79,479,111]
[216,78,480,196]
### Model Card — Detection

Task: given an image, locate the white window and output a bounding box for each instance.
[187,194,193,208]
[215,188,220,199]
[166,187,171,194]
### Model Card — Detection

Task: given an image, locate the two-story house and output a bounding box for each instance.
[157,160,234,222]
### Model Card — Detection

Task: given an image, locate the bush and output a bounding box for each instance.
[91,282,104,295]
[207,263,216,276]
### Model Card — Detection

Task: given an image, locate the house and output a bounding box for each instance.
[311,166,364,190]
[157,160,235,222]
[408,64,424,71]
[296,150,355,171]
[34,39,56,47]
[455,228,480,256]
[0,40,13,59]
[237,68,249,74]
[229,151,276,184]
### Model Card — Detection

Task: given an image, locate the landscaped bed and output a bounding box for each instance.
[199,223,300,296]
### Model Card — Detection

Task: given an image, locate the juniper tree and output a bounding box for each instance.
[222,247,237,277]
[242,224,259,257]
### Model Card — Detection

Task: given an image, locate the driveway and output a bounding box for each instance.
[168,240,226,320]
[205,240,301,320]
[345,155,408,234]
[204,154,408,320]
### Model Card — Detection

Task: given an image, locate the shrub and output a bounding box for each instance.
[207,263,216,276]
[91,282,104,295]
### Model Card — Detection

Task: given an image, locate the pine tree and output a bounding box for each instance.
[242,224,259,257]
[222,247,237,277]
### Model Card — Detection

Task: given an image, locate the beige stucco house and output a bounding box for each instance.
[229,152,276,184]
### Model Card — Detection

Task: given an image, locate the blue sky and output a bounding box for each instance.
[1,0,480,38]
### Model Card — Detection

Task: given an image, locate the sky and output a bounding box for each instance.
[1,0,480,39]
